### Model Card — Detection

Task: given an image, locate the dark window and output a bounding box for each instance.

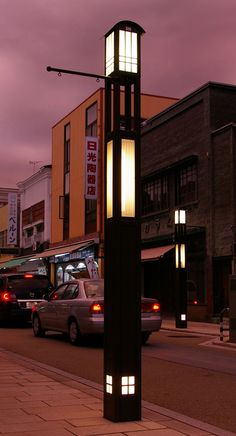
[64,124,70,174]
[142,175,169,215]
[0,230,7,247]
[63,124,70,240]
[63,194,69,240]
[36,223,44,233]
[86,103,97,137]
[7,276,52,293]
[50,284,68,300]
[176,163,197,206]
[63,284,79,299]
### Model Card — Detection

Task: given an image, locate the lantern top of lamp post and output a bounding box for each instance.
[105,20,145,37]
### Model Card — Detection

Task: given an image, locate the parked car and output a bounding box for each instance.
[32,278,162,345]
[0,273,53,324]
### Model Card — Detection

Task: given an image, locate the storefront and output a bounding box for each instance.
[34,240,98,286]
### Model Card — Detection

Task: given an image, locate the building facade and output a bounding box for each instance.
[49,88,178,285]
[141,81,236,320]
[0,187,20,264]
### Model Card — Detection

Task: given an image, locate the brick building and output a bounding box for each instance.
[141,81,236,320]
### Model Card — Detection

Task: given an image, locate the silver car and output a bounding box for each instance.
[31,278,162,345]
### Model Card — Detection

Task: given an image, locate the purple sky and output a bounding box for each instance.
[1,0,236,187]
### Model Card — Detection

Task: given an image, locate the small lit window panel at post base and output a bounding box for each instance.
[106,375,136,396]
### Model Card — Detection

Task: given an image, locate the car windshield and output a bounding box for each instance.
[8,277,51,292]
[84,280,104,298]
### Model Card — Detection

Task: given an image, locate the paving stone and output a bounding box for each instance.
[27,404,102,420]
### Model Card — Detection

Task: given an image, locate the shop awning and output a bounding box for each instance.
[141,245,174,262]
[34,240,95,259]
[0,255,34,269]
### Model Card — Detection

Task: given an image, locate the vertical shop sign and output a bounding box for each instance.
[85,256,99,279]
[7,192,17,245]
[85,137,98,200]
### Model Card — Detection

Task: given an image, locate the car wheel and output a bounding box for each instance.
[32,315,45,338]
[69,319,81,345]
[141,332,150,345]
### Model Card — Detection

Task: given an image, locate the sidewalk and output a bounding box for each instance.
[0,321,235,436]
[161,317,236,350]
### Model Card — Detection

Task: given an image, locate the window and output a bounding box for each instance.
[64,124,70,173]
[63,284,79,300]
[36,223,44,233]
[86,103,97,137]
[0,230,7,247]
[50,284,67,300]
[63,124,70,240]
[142,175,169,215]
[176,163,197,206]
[63,194,69,240]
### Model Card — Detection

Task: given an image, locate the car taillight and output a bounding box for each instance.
[24,274,33,278]
[142,302,160,313]
[90,303,104,314]
[1,291,17,303]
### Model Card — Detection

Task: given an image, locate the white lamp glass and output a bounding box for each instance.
[121,139,135,217]
[180,209,186,224]
[119,30,138,73]
[175,244,179,268]
[106,140,113,218]
[106,32,114,76]
[180,243,186,268]
[175,209,186,224]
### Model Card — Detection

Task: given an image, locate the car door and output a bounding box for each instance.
[39,284,67,330]
[56,283,79,331]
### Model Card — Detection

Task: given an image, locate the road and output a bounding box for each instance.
[0,325,236,433]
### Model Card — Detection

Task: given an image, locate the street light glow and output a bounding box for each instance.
[106,140,113,218]
[105,32,115,76]
[121,139,135,217]
[119,30,138,73]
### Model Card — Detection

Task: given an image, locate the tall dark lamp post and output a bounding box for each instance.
[104,21,145,422]
[175,209,187,328]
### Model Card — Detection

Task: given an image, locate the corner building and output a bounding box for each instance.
[50,88,178,285]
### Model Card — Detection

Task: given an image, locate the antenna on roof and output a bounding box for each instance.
[29,161,43,173]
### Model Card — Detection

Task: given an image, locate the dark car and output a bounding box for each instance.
[0,273,53,325]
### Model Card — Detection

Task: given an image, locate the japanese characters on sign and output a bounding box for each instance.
[85,137,98,200]
[85,256,99,279]
[7,192,18,245]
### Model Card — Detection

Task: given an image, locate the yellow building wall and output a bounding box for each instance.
[51,89,104,244]
[51,89,178,245]
[0,204,8,231]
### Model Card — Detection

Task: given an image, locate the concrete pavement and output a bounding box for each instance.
[0,319,235,436]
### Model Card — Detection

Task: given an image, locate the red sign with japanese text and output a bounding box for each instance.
[85,137,98,200]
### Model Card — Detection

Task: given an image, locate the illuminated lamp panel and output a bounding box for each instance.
[175,244,185,269]
[106,375,113,394]
[121,376,135,395]
[106,140,113,218]
[119,30,138,73]
[121,139,135,217]
[106,32,114,76]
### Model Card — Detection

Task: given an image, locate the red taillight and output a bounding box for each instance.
[1,291,17,303]
[152,302,160,312]
[193,300,198,305]
[142,302,160,313]
[90,303,104,314]
[24,274,33,278]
